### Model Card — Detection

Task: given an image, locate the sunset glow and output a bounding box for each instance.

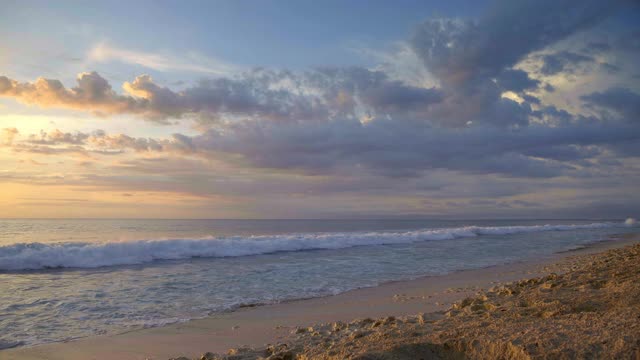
[1,0,639,219]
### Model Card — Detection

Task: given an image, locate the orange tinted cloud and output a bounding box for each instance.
[0,72,147,116]
[1,127,18,145]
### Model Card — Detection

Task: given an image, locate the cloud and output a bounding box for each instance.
[599,62,621,74]
[406,0,626,127]
[0,71,310,122]
[410,0,621,87]
[87,41,239,75]
[1,127,18,145]
[351,42,437,88]
[13,118,639,181]
[182,118,640,178]
[581,87,640,122]
[5,128,179,157]
[1,0,639,218]
[0,72,145,117]
[0,68,445,124]
[26,129,90,145]
[1,0,637,182]
[0,0,628,130]
[583,41,612,54]
[496,69,540,92]
[539,51,595,75]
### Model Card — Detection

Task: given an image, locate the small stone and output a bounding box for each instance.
[360,317,375,325]
[268,350,294,360]
[383,316,396,324]
[200,352,217,360]
[331,321,346,332]
[349,330,370,340]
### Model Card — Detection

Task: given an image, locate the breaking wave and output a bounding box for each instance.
[0,222,618,271]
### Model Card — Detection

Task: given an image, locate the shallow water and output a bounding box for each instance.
[0,218,637,349]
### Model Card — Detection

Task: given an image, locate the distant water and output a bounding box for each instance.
[0,218,638,349]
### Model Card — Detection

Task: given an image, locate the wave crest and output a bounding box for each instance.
[0,222,615,271]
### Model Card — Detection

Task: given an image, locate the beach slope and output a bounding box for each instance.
[198,241,640,359]
[2,236,639,360]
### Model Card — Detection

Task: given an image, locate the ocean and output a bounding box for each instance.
[0,218,638,349]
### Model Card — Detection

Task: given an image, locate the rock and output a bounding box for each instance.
[200,352,217,360]
[460,297,474,308]
[267,350,295,360]
[349,330,370,340]
[294,326,313,334]
[471,302,496,312]
[265,342,289,355]
[264,344,276,356]
[382,316,396,325]
[361,317,375,324]
[445,310,458,317]
[538,310,555,319]
[331,321,346,332]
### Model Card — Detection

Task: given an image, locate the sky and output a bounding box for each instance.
[0,0,639,219]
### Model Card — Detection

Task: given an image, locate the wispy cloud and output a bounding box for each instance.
[87,41,240,76]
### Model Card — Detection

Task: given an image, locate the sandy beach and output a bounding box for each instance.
[2,233,638,360]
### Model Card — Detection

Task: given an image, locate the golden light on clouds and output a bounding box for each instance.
[0,0,638,219]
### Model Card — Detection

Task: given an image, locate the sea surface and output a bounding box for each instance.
[0,218,638,349]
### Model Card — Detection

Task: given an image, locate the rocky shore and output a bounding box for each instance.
[172,243,640,360]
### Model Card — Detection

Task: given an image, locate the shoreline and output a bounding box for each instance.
[2,233,638,360]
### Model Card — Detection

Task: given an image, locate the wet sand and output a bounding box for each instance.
[2,233,638,360]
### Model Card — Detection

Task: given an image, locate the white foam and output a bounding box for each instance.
[625,218,637,226]
[0,222,617,271]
